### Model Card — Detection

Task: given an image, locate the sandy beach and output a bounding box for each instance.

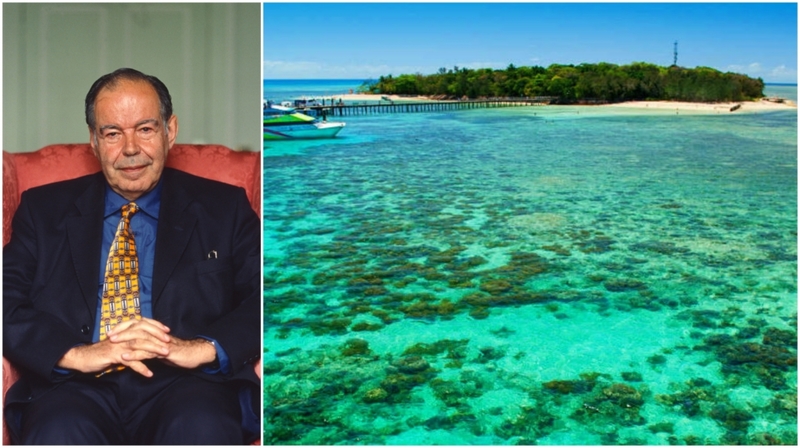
[601,98,796,113]
[324,93,796,113]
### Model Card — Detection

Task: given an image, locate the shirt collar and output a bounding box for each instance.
[103,179,162,219]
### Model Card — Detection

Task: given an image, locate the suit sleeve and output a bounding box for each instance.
[192,188,261,377]
[2,193,87,382]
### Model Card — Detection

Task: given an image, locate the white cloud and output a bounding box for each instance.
[263,60,532,79]
[726,62,797,83]
[769,64,797,81]
[264,60,434,79]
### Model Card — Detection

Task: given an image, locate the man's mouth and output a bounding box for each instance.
[118,165,147,174]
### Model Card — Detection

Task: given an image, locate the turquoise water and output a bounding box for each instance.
[263,84,797,445]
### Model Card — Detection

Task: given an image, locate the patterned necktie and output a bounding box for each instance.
[98,203,142,374]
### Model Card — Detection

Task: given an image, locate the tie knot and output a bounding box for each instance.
[121,203,139,219]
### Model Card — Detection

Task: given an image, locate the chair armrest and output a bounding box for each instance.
[252,358,261,445]
[2,357,22,445]
[3,151,20,246]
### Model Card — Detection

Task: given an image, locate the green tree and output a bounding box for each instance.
[394,74,421,95]
[373,62,763,103]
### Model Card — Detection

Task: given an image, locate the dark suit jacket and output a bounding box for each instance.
[3,168,260,408]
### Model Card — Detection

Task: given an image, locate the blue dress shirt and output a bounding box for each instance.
[94,181,229,374]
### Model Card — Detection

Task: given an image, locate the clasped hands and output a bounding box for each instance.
[56,317,217,377]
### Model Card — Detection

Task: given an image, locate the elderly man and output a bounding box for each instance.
[3,68,260,444]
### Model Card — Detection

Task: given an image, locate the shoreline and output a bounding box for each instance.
[600,99,796,113]
[320,93,796,114]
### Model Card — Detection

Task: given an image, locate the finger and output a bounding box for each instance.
[120,338,171,357]
[140,317,171,333]
[107,317,170,337]
[122,359,153,378]
[104,319,134,335]
[107,332,171,354]
[107,318,169,337]
[120,345,168,361]
[108,320,171,343]
[109,328,170,345]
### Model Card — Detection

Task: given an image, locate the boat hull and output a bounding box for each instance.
[264,122,345,140]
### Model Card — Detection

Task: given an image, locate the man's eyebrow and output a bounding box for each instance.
[135,118,160,128]
[98,119,159,133]
[98,124,122,133]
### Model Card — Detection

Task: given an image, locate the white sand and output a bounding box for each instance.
[597,98,795,113]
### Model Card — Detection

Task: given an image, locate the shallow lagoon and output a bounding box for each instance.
[263,103,797,445]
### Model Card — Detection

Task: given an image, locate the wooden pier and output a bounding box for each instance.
[297,97,556,117]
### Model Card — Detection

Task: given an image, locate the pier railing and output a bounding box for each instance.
[296,97,557,117]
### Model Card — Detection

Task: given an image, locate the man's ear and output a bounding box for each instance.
[166,115,179,149]
[88,128,100,157]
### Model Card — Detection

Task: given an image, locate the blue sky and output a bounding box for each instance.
[263,2,797,83]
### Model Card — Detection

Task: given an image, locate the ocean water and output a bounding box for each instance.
[263,82,797,445]
[764,84,798,102]
[264,79,366,103]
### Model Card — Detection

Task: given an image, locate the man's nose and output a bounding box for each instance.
[121,131,140,155]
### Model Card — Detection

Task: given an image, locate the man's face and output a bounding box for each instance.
[89,79,178,201]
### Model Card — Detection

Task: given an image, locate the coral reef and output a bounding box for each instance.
[262,108,797,444]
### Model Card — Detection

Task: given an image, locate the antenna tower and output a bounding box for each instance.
[673,41,678,66]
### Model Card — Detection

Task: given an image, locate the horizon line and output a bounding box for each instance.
[264,78,797,87]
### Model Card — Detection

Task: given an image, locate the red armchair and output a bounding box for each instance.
[2,144,262,444]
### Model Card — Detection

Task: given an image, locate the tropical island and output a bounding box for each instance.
[359,62,767,104]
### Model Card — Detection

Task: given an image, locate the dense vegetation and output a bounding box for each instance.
[361,62,764,103]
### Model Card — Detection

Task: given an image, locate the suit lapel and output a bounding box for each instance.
[153,169,198,305]
[66,173,105,315]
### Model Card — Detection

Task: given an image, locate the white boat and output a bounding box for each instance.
[264,104,345,140]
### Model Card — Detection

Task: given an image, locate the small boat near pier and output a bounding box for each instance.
[264,102,345,140]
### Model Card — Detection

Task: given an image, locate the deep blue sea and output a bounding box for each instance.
[263,80,797,445]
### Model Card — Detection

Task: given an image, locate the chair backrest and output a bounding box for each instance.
[3,144,261,245]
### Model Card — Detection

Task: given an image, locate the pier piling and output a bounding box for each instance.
[295,98,554,117]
